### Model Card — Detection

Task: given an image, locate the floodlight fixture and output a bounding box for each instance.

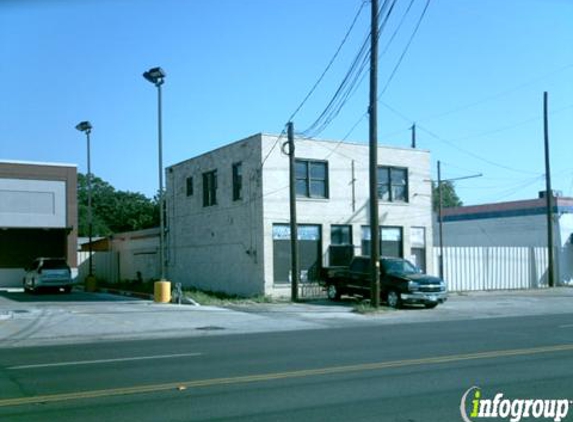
[143,67,166,86]
[75,121,92,133]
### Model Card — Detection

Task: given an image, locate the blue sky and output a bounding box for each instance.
[1,0,572,205]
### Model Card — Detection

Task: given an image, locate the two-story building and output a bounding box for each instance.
[166,133,433,297]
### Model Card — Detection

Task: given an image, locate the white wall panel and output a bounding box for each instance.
[0,178,66,228]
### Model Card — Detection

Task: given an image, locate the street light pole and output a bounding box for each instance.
[75,121,94,279]
[143,67,167,281]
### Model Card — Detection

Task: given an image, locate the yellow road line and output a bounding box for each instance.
[1,343,572,408]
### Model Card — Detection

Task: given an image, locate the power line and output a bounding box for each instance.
[260,128,286,169]
[418,63,573,123]
[416,123,539,175]
[300,0,399,138]
[379,0,431,96]
[450,103,573,143]
[340,0,432,141]
[287,0,368,123]
[307,0,429,153]
[377,99,542,175]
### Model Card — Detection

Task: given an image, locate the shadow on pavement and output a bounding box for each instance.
[298,297,360,307]
[299,297,430,311]
[0,290,138,303]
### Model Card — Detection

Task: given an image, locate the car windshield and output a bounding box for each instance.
[381,258,420,275]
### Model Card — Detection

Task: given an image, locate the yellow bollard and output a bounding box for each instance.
[154,281,171,303]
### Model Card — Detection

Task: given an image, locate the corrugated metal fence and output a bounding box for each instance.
[435,247,549,291]
[77,251,119,284]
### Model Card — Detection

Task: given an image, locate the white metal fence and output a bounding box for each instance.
[434,247,549,291]
[77,251,119,283]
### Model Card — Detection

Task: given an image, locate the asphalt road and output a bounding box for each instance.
[1,313,573,422]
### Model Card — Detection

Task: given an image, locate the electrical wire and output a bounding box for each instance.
[287,0,368,123]
[417,123,539,175]
[340,0,432,141]
[260,128,286,169]
[299,0,398,138]
[418,63,573,123]
[377,99,541,175]
[379,0,431,96]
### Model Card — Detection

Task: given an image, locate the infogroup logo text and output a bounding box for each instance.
[460,386,571,422]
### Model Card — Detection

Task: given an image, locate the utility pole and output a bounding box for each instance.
[544,91,555,288]
[369,0,380,307]
[287,122,299,301]
[437,161,444,279]
[411,123,416,149]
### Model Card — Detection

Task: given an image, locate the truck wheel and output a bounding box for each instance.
[387,290,402,309]
[326,284,341,301]
[425,302,438,309]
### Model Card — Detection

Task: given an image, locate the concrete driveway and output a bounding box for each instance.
[1,287,573,348]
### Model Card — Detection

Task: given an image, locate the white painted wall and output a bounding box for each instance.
[439,214,552,247]
[260,134,434,294]
[0,178,66,228]
[0,269,25,288]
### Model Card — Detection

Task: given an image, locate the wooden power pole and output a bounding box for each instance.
[287,122,299,300]
[369,0,380,307]
[543,92,555,288]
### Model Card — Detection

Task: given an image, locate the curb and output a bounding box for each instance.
[93,287,154,301]
[86,287,200,306]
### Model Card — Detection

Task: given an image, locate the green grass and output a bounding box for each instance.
[94,280,277,305]
[183,288,276,306]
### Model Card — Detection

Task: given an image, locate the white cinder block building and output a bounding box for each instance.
[166,133,434,297]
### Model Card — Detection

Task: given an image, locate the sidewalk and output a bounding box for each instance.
[1,287,572,348]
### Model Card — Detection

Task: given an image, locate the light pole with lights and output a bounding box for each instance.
[75,120,95,285]
[143,67,168,282]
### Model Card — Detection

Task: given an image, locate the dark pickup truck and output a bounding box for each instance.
[320,256,447,309]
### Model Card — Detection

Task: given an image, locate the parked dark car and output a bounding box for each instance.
[23,257,73,293]
[320,256,447,309]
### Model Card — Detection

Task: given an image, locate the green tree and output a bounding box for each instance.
[432,180,463,212]
[77,173,159,237]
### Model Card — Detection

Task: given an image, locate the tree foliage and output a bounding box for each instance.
[432,180,463,212]
[77,173,159,237]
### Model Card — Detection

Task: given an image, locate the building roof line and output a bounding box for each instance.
[443,196,573,217]
[0,159,77,168]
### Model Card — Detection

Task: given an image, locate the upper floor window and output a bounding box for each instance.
[232,162,242,201]
[295,159,329,198]
[202,170,217,207]
[377,166,408,202]
[186,176,193,197]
